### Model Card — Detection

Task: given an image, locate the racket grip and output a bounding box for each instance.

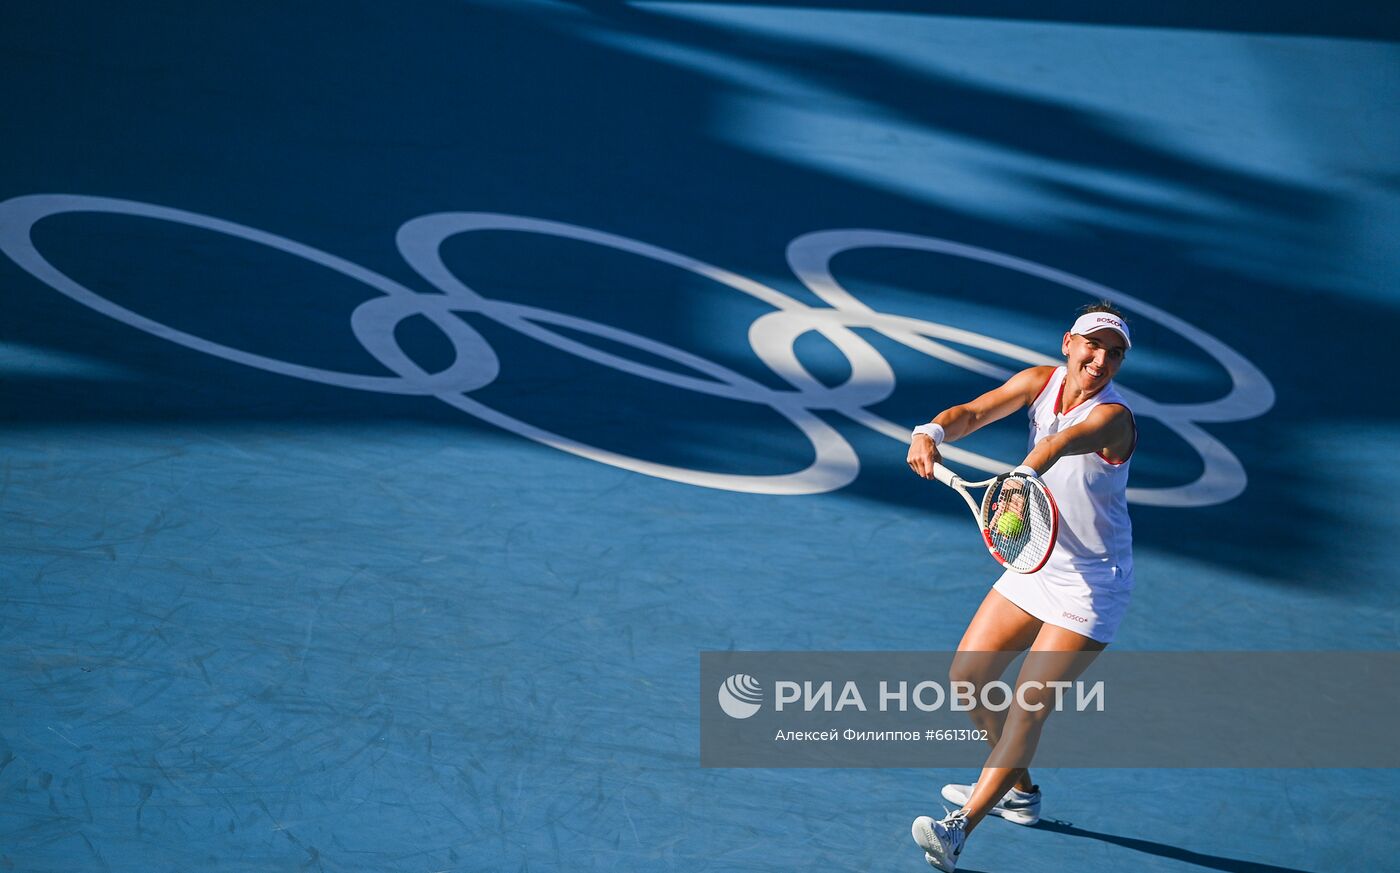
[931,463,959,487]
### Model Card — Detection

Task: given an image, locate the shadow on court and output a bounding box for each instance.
[564,1,1400,41]
[1032,819,1316,873]
[1,3,1395,872]
[4,0,1398,595]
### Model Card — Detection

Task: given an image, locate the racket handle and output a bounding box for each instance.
[931,463,959,488]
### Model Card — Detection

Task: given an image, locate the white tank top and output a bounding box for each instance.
[1028,366,1135,577]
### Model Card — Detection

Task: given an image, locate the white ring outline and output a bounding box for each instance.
[0,197,863,495]
[787,230,1275,422]
[395,212,874,495]
[785,230,1275,506]
[0,195,1275,505]
[0,194,500,395]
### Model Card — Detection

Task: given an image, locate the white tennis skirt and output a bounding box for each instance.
[993,560,1134,644]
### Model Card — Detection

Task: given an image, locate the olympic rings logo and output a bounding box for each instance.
[0,194,1273,506]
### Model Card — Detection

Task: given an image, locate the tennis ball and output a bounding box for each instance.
[995,513,1025,538]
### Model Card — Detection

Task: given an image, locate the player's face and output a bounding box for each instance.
[1061,329,1126,391]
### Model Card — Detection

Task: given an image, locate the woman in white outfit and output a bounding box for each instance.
[905,303,1137,872]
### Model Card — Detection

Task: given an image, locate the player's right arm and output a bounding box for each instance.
[906,366,1054,480]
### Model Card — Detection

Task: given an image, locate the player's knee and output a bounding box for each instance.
[948,652,1000,688]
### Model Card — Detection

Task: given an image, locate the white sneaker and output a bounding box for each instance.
[940,782,1041,826]
[911,809,968,872]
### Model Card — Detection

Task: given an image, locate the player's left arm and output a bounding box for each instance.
[1019,404,1134,475]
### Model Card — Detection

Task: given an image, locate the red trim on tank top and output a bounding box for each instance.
[1094,403,1137,465]
[1056,378,1106,416]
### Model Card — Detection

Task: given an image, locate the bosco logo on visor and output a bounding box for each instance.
[1069,312,1131,348]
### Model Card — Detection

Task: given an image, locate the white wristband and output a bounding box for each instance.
[911,423,945,445]
[1012,464,1039,478]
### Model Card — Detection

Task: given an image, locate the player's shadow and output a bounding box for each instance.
[1026,818,1316,873]
[5,0,1393,593]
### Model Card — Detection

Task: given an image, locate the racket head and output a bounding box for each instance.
[979,473,1059,573]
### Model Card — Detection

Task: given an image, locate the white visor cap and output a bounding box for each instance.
[1069,311,1131,349]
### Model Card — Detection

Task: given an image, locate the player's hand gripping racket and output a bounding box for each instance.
[932,463,1059,573]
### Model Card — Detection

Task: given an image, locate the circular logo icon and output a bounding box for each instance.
[718,673,763,719]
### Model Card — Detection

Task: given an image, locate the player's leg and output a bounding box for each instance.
[913,591,1048,870]
[951,589,1040,792]
[959,622,1106,834]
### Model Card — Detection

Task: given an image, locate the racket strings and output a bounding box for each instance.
[985,477,1055,572]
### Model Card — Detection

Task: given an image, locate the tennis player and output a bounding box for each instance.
[905,302,1136,872]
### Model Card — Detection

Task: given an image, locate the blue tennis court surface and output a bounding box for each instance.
[3,3,1398,870]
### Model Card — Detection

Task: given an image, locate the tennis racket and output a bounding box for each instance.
[932,463,1059,573]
